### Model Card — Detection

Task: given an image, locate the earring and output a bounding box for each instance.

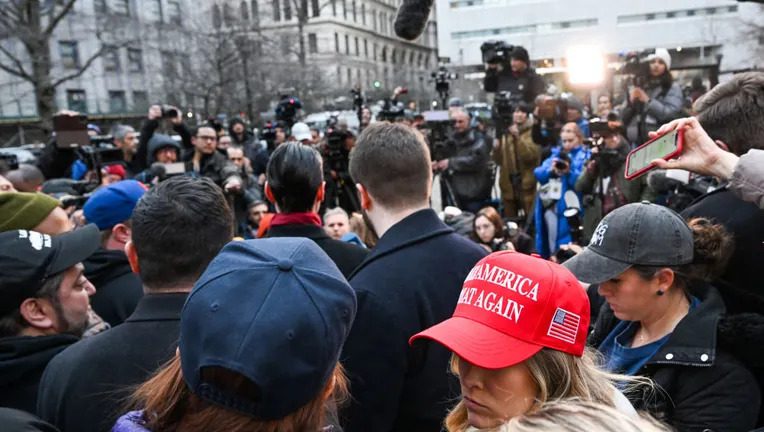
[656,290,665,296]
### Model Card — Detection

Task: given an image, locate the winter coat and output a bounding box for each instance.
[682,188,764,316]
[533,145,590,257]
[574,139,652,243]
[84,248,143,327]
[37,293,187,432]
[183,151,241,188]
[0,334,78,414]
[621,79,684,145]
[446,130,493,205]
[266,223,368,279]
[134,119,192,175]
[731,149,764,210]
[483,67,546,104]
[589,283,760,431]
[0,408,60,432]
[341,209,487,432]
[111,409,344,432]
[493,119,540,218]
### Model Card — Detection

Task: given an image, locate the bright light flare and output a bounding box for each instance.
[566,46,605,86]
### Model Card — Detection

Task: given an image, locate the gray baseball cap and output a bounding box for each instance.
[564,202,693,284]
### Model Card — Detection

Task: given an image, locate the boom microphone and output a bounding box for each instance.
[394,0,434,41]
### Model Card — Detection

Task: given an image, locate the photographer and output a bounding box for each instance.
[186,126,242,192]
[132,133,181,185]
[533,122,590,258]
[322,123,359,213]
[483,45,546,104]
[493,104,540,219]
[134,105,192,174]
[274,94,303,127]
[575,121,652,242]
[433,110,492,213]
[620,48,683,146]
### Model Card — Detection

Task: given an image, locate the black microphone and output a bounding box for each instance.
[394,0,434,41]
[647,170,683,195]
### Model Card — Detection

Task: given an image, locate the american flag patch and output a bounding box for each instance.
[546,308,580,344]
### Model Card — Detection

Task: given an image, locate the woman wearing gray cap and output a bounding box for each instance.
[113,237,356,432]
[564,202,759,431]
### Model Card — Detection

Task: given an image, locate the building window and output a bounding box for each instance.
[373,43,377,61]
[252,0,260,23]
[281,34,291,55]
[352,0,357,21]
[308,33,318,54]
[361,3,365,24]
[109,91,127,113]
[345,34,349,55]
[67,90,87,113]
[311,0,319,17]
[284,0,292,20]
[167,0,181,24]
[364,39,368,57]
[334,33,339,52]
[148,0,163,22]
[59,41,79,69]
[354,37,359,56]
[94,0,108,14]
[346,68,351,84]
[372,10,376,31]
[161,51,176,77]
[223,3,234,26]
[103,46,120,71]
[337,65,342,84]
[241,1,250,20]
[112,0,130,16]
[273,0,281,21]
[332,0,336,16]
[381,47,386,62]
[342,0,347,19]
[127,48,143,73]
[132,91,148,111]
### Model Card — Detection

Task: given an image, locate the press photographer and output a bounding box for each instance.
[274,93,303,127]
[619,48,683,145]
[492,103,540,219]
[432,110,492,213]
[322,117,360,213]
[575,118,652,242]
[481,42,546,104]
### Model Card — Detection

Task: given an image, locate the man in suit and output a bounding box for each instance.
[341,123,487,432]
[264,142,367,278]
[37,177,234,432]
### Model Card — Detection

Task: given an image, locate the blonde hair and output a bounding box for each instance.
[445,348,652,432]
[128,354,349,432]
[503,399,670,432]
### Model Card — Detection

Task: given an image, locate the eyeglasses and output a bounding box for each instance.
[196,135,217,141]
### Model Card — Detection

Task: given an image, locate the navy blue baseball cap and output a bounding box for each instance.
[83,180,147,230]
[179,237,357,420]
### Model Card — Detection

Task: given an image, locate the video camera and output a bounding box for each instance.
[160,105,179,119]
[0,152,19,171]
[324,116,351,173]
[418,110,453,162]
[618,49,655,89]
[275,95,302,126]
[52,114,125,182]
[481,41,514,65]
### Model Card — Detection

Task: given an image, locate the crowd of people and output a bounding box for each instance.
[0,45,763,432]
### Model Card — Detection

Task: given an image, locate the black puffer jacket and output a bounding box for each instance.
[445,130,493,204]
[589,283,760,432]
[183,151,240,188]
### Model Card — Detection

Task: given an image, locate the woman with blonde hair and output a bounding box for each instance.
[113,238,357,432]
[410,251,639,432]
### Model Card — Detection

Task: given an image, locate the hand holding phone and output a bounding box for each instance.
[624,129,684,180]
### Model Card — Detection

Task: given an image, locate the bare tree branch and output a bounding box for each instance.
[44,0,77,36]
[0,43,32,81]
[51,44,109,87]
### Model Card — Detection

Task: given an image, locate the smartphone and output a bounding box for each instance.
[53,115,90,149]
[624,129,684,180]
[164,162,186,175]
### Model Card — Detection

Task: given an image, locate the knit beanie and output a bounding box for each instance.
[0,192,60,232]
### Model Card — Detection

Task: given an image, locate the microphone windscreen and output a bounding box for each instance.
[394,0,434,41]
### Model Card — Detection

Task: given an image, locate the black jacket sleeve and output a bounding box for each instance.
[449,133,489,173]
[483,67,500,93]
[134,118,159,173]
[525,72,546,104]
[37,138,77,180]
[173,122,193,152]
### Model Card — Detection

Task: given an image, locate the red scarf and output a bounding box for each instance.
[270,212,322,228]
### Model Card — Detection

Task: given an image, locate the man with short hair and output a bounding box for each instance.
[187,125,242,192]
[6,164,45,193]
[341,123,487,432]
[0,225,100,413]
[111,125,137,173]
[264,142,367,278]
[81,180,146,326]
[37,176,234,432]
[324,207,350,240]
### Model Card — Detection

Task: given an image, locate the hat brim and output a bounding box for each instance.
[409,316,543,370]
[294,133,312,142]
[48,224,101,276]
[563,248,631,285]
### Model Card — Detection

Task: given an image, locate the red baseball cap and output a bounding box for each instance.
[410,251,590,369]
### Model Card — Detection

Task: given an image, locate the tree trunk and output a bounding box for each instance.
[27,1,57,134]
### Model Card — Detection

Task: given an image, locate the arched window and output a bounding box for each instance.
[241,1,250,20]
[212,4,222,27]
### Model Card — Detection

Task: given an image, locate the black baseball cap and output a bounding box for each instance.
[180,237,357,420]
[564,202,693,284]
[0,225,100,315]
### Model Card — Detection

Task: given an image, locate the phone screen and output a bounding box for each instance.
[626,130,679,177]
[53,115,90,149]
[164,162,186,175]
